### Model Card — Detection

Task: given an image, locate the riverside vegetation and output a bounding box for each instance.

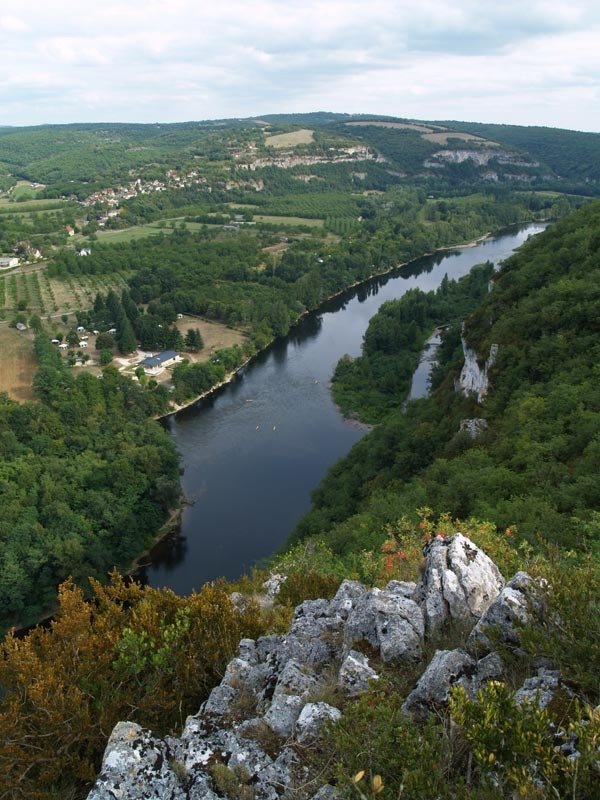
[0,118,599,798]
[0,189,575,629]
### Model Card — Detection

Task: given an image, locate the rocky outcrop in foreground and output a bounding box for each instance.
[87,534,550,800]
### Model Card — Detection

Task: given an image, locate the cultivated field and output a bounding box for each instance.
[422,131,496,145]
[0,266,132,319]
[265,129,314,148]
[253,214,323,227]
[345,121,436,132]
[0,326,37,401]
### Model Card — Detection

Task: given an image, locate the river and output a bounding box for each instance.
[141,223,547,593]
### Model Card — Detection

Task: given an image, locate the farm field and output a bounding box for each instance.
[253,214,324,227]
[0,197,68,212]
[345,120,435,132]
[422,131,495,145]
[173,315,247,359]
[265,129,314,148]
[0,326,37,401]
[0,266,132,318]
[95,219,222,244]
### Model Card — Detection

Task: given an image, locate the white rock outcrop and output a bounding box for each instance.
[456,332,498,402]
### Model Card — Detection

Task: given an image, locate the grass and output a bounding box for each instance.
[422,131,495,145]
[265,129,314,148]
[345,120,435,132]
[173,315,247,361]
[254,214,324,228]
[95,220,224,244]
[0,198,68,213]
[0,326,37,401]
[96,224,169,243]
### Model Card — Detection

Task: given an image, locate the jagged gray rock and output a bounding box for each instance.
[86,537,549,800]
[338,649,378,695]
[385,579,417,598]
[310,786,339,800]
[459,418,488,438]
[414,533,504,635]
[274,658,318,698]
[263,693,305,738]
[515,668,562,709]
[470,651,504,694]
[344,588,424,662]
[467,571,534,655]
[402,647,504,722]
[330,579,368,618]
[295,702,342,744]
[402,648,476,722]
[456,332,498,403]
[87,722,185,800]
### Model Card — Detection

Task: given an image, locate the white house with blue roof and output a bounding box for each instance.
[139,349,181,375]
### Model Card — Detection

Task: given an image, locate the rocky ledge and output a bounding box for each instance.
[87,534,557,800]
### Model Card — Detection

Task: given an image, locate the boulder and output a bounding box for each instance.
[414,533,504,635]
[403,647,505,722]
[515,668,562,709]
[385,580,417,599]
[274,658,318,698]
[295,703,341,745]
[338,650,379,696]
[467,571,534,655]
[402,649,475,722]
[263,694,305,738]
[344,588,424,662]
[87,722,185,800]
[330,579,368,618]
[200,684,239,725]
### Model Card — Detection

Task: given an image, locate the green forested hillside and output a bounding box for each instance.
[0,337,179,630]
[440,120,600,183]
[293,201,600,556]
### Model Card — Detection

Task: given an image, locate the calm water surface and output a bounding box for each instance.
[142,223,547,592]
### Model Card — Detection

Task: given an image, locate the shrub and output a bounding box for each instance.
[0,573,266,800]
[450,681,600,799]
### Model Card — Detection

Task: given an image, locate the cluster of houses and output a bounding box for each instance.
[75,141,376,214]
[81,171,209,210]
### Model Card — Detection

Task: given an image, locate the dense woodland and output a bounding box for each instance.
[0,335,178,629]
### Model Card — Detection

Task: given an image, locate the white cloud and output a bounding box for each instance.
[0,0,598,130]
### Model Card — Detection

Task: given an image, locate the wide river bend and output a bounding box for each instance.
[142,223,547,593]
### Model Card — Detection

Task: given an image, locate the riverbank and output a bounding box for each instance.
[154,229,500,422]
[141,220,555,600]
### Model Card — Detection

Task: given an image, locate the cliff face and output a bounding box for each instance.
[87,534,566,800]
[456,332,498,403]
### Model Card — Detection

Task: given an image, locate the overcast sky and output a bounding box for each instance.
[1,0,599,131]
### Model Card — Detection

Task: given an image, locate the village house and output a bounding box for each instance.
[0,256,19,269]
[139,350,181,375]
